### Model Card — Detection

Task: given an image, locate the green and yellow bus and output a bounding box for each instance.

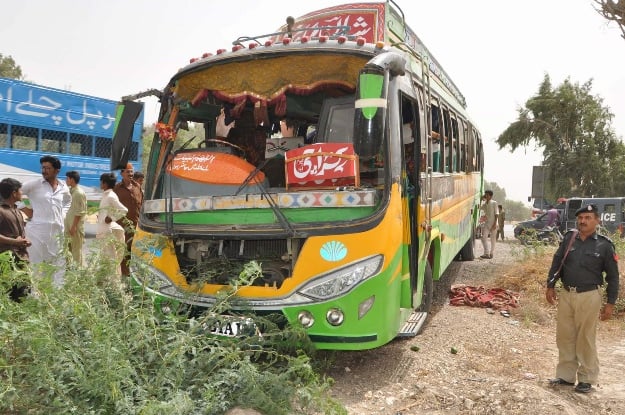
[120,1,483,350]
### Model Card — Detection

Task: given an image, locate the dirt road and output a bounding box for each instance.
[325,237,625,415]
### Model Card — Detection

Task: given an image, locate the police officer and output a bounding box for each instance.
[545,204,619,393]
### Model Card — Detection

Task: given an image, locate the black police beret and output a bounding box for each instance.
[575,204,599,216]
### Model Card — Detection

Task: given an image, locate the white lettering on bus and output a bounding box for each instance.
[292,145,350,180]
[173,154,216,172]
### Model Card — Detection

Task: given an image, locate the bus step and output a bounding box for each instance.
[397,311,428,337]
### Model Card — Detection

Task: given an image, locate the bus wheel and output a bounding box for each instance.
[415,262,433,313]
[460,229,475,261]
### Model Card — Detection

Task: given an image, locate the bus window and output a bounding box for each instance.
[460,119,467,172]
[317,95,355,143]
[415,87,427,173]
[442,108,451,173]
[474,130,484,171]
[0,123,7,148]
[95,136,112,158]
[471,129,479,171]
[42,129,67,154]
[70,133,93,157]
[431,103,441,172]
[451,115,459,172]
[401,94,419,182]
[11,125,37,150]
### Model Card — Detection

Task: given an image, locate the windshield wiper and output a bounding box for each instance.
[235,157,302,237]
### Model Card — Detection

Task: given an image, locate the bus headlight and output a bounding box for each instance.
[326,308,344,326]
[131,262,180,296]
[297,255,383,300]
[297,310,315,328]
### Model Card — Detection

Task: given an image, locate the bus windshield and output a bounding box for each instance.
[141,51,389,229]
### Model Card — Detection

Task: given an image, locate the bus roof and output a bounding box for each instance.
[174,2,466,109]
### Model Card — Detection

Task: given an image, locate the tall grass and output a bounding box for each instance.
[0,241,345,415]
[495,231,625,325]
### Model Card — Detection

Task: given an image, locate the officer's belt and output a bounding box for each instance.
[562,285,600,293]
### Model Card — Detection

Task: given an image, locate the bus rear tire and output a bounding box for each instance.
[416,262,433,313]
[460,229,475,261]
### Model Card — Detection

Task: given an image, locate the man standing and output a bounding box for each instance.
[0,178,32,301]
[545,204,560,228]
[64,171,87,266]
[97,173,128,278]
[113,162,143,277]
[546,204,619,393]
[496,204,506,241]
[20,155,72,287]
[132,171,145,189]
[479,190,498,259]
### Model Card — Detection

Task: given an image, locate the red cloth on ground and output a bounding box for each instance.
[449,284,519,310]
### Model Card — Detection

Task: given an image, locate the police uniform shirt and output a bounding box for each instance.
[547,230,620,304]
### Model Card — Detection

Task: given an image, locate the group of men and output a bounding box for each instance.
[0,155,143,298]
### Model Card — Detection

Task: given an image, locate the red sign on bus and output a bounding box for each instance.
[284,143,360,189]
[272,3,385,43]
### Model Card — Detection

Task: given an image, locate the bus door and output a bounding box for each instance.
[400,93,421,284]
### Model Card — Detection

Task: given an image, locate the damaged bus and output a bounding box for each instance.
[117,1,484,350]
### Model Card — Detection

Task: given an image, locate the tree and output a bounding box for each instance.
[594,0,625,40]
[0,53,23,79]
[497,74,625,201]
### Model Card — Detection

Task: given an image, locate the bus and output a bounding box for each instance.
[0,77,143,200]
[120,1,484,350]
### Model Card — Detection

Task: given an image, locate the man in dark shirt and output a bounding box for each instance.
[545,204,619,393]
[113,163,143,277]
[0,178,32,301]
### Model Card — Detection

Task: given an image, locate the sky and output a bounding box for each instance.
[2,0,624,204]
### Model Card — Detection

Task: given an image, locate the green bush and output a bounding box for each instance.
[0,243,345,415]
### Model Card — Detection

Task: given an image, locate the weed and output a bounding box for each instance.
[0,240,344,415]
[495,232,625,325]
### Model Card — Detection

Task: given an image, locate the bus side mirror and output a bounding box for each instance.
[111,100,144,170]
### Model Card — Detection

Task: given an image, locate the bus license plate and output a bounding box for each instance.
[202,317,260,338]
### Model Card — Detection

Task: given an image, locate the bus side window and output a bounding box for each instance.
[450,115,460,172]
[442,107,452,173]
[431,104,441,172]
[459,120,466,172]
[0,123,7,148]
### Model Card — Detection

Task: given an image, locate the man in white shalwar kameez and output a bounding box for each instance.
[96,173,128,278]
[20,155,72,287]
